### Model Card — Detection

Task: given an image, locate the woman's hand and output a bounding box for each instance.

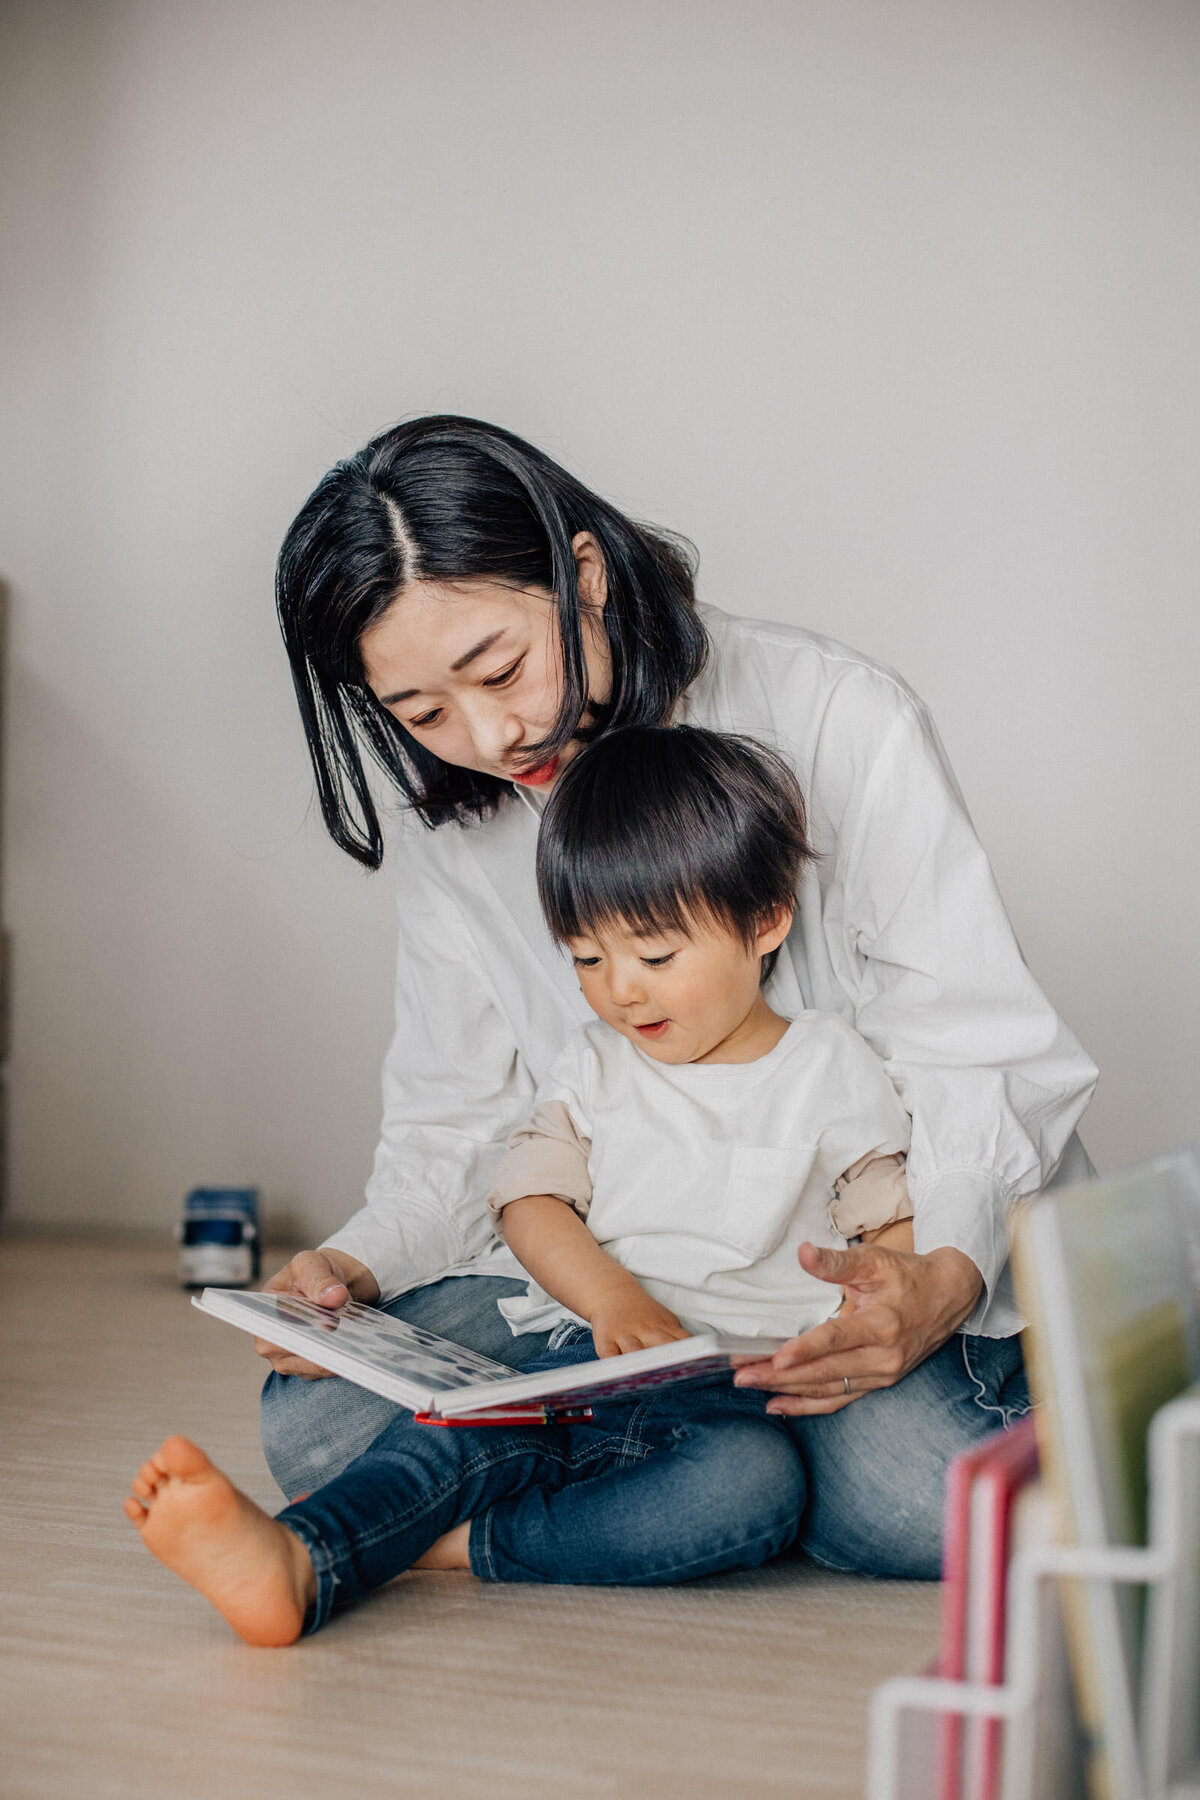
[590,1288,691,1359]
[733,1241,983,1415]
[253,1249,381,1378]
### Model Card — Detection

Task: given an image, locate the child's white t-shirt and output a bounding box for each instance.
[487,1011,912,1340]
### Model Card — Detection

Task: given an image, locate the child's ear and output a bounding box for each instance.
[755,906,794,958]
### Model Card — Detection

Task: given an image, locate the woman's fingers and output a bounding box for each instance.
[262,1250,353,1307]
[735,1344,887,1395]
[764,1388,869,1417]
[734,1241,985,1401]
[732,1312,881,1388]
[255,1253,346,1375]
[251,1336,335,1378]
[253,1248,383,1375]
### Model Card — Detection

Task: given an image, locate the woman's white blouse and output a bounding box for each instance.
[324,605,1098,1336]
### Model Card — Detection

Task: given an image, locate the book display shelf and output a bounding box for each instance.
[868,1143,1200,1800]
[867,1388,1200,1800]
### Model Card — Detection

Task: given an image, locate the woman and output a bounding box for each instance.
[258,414,1095,1580]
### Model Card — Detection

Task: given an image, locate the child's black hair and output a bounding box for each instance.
[536,725,816,982]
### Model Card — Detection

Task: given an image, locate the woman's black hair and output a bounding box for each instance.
[536,725,816,983]
[276,415,708,866]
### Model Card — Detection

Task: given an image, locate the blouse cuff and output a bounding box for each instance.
[908,1166,1011,1334]
[321,1192,470,1306]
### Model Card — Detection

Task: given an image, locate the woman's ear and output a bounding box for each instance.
[755,907,794,958]
[572,531,608,614]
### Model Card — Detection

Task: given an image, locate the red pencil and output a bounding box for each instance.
[414,1405,595,1427]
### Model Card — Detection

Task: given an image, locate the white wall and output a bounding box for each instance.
[1,0,1197,1239]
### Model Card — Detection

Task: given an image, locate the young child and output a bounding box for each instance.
[124,725,915,1644]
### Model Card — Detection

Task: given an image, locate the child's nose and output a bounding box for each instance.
[608,969,646,1009]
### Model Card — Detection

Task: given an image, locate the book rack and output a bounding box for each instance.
[866,1391,1200,1800]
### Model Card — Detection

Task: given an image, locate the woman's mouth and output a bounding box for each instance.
[512,755,560,787]
[634,1020,671,1039]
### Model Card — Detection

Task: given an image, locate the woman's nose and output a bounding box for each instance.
[462,695,523,765]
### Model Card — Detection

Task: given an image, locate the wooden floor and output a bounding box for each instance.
[0,1236,939,1800]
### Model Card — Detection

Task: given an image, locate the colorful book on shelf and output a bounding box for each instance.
[937,1416,1040,1800]
[1011,1144,1200,1800]
[193,1287,786,1422]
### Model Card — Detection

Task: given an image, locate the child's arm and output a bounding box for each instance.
[831,1150,914,1250]
[500,1193,691,1358]
[859,1215,914,1253]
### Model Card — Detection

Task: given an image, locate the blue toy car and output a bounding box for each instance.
[177,1187,261,1289]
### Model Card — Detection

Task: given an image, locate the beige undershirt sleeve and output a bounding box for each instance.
[829,1152,913,1239]
[486,1098,594,1225]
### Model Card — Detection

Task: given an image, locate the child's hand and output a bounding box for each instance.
[590,1291,691,1359]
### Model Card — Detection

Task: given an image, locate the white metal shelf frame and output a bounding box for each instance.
[866,1392,1200,1800]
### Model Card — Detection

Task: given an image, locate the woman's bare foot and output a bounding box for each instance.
[413,1520,472,1570]
[124,1435,316,1646]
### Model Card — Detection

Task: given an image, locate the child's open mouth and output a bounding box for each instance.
[634,1020,670,1039]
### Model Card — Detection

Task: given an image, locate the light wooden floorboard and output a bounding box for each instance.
[0,1236,938,1799]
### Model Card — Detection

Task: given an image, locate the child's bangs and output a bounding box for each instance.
[538,830,746,949]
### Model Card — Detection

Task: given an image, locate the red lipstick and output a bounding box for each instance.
[512,755,560,788]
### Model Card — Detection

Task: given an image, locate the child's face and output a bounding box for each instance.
[565,909,791,1065]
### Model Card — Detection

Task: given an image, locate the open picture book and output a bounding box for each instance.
[194,1287,787,1423]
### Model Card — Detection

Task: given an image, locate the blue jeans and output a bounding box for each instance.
[278,1327,806,1632]
[262,1275,1029,1588]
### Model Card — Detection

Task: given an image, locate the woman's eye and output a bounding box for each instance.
[484,658,524,688]
[409,708,442,729]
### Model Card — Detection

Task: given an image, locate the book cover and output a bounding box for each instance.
[937,1417,1039,1800]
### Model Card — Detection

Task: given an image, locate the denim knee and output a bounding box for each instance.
[792,1334,1028,1581]
[679,1417,807,1562]
[260,1368,405,1500]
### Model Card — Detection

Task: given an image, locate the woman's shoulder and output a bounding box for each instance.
[776,1010,895,1087]
[693,603,929,734]
[688,606,944,821]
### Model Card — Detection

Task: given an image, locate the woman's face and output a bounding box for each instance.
[360,533,613,790]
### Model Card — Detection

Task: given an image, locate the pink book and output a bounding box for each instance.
[937,1416,1040,1800]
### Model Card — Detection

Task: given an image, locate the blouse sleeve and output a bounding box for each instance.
[321,830,536,1304]
[827,683,1098,1331]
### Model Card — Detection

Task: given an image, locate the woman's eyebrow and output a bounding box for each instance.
[450,629,507,672]
[378,631,510,706]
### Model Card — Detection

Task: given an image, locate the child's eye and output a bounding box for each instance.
[571,955,601,969]
[484,658,524,688]
[641,954,676,968]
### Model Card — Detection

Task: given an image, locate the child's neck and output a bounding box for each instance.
[692,993,791,1066]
